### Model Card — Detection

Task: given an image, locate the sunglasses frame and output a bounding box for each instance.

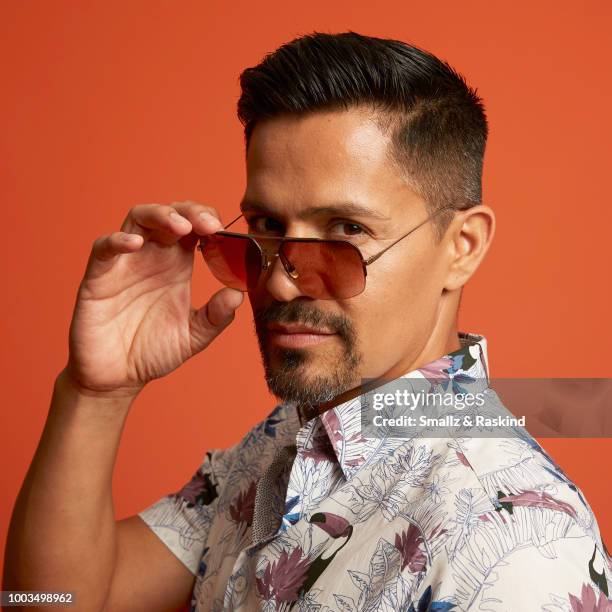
[196,203,471,297]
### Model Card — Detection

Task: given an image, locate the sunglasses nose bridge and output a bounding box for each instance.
[261,249,299,279]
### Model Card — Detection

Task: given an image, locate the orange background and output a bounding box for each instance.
[1,0,611,582]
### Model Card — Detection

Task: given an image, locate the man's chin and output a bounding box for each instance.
[268,383,345,407]
[258,332,362,406]
[264,362,358,407]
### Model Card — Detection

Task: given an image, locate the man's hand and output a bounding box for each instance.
[65,200,244,399]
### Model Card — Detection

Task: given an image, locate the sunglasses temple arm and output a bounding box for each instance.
[363,205,457,266]
[223,213,243,230]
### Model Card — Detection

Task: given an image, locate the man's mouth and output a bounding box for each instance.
[266,322,337,348]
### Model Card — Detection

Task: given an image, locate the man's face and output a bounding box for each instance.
[243,106,452,408]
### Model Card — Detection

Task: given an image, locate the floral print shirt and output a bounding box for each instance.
[138,332,612,611]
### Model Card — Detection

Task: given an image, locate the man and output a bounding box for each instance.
[4,31,611,611]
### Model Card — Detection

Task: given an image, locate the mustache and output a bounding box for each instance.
[253,300,353,342]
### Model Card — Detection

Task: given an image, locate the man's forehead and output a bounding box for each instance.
[245,107,390,169]
[242,109,422,221]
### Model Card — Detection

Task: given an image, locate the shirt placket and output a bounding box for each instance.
[222,415,345,610]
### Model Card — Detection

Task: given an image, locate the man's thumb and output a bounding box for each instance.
[190,288,244,353]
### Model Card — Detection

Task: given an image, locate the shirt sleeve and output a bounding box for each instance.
[137,448,230,576]
[466,533,612,610]
[410,511,612,611]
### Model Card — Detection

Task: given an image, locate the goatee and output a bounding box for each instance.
[252,300,362,412]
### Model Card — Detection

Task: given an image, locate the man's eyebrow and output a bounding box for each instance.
[240,201,391,221]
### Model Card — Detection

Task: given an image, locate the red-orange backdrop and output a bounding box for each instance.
[2,0,611,582]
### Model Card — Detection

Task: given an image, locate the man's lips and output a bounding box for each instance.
[266,322,336,335]
[266,322,337,348]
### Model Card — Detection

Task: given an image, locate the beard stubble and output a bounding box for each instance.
[252,300,363,411]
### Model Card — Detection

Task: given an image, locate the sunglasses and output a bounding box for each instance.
[197,204,463,300]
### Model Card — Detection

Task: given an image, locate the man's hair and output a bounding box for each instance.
[237,30,488,238]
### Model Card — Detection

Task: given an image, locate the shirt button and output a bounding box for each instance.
[235,575,247,592]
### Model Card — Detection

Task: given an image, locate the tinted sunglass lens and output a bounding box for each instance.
[200,234,261,291]
[280,240,365,299]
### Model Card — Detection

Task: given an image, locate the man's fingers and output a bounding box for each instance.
[92,232,144,262]
[82,232,144,279]
[120,202,223,246]
[82,200,224,279]
[169,200,224,235]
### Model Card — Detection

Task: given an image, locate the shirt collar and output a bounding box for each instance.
[286,331,490,481]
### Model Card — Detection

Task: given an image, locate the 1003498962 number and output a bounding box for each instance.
[1,591,75,606]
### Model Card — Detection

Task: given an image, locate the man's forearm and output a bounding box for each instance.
[3,369,135,610]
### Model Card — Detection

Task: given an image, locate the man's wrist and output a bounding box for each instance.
[53,368,141,413]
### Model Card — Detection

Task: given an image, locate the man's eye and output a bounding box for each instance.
[247,217,283,233]
[246,217,368,238]
[331,221,367,238]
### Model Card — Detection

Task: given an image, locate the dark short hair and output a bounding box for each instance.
[237,31,488,238]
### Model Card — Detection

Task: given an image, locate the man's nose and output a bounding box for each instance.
[262,251,306,302]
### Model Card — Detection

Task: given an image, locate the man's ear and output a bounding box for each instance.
[443,204,495,291]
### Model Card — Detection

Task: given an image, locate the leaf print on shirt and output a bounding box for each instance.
[423,347,478,396]
[496,490,578,520]
[229,480,257,526]
[320,406,368,470]
[417,357,453,391]
[344,463,410,523]
[301,424,337,465]
[438,371,476,396]
[278,495,301,534]
[568,582,612,611]
[256,546,312,608]
[386,443,439,489]
[423,472,452,505]
[173,465,219,508]
[446,346,477,374]
[245,404,284,447]
[444,439,474,470]
[455,451,472,468]
[333,538,415,612]
[285,446,337,520]
[448,488,494,561]
[394,524,427,573]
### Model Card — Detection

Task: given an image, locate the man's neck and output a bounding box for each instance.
[299,328,463,422]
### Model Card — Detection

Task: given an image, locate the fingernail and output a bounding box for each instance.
[170,212,191,227]
[199,212,222,229]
